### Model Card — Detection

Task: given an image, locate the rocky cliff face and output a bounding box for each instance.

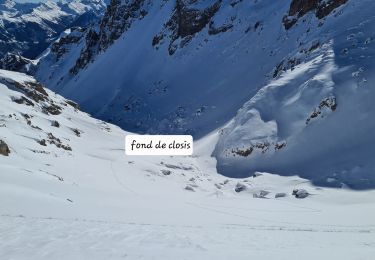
[51,27,87,61]
[153,0,222,55]
[33,0,375,189]
[283,0,348,29]
[35,0,356,137]
[69,0,245,73]
[70,0,151,74]
[43,0,351,78]
[0,53,35,74]
[99,0,149,51]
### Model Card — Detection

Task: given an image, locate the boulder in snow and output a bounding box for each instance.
[161,169,172,176]
[292,189,309,199]
[253,190,269,198]
[235,182,247,193]
[0,140,10,156]
[51,120,60,128]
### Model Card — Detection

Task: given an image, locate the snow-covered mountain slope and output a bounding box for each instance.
[214,0,375,189]
[34,0,375,189]
[0,0,107,59]
[34,0,355,138]
[1,69,375,259]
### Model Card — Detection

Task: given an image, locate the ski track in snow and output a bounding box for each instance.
[110,160,139,195]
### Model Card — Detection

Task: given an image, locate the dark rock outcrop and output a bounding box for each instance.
[292,189,309,198]
[2,76,64,116]
[51,120,60,128]
[69,29,100,74]
[306,96,337,124]
[51,27,86,60]
[316,0,348,19]
[65,100,80,110]
[234,182,247,193]
[0,140,10,156]
[70,0,150,74]
[99,0,148,51]
[0,53,34,73]
[153,0,222,55]
[283,0,348,30]
[4,79,48,103]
